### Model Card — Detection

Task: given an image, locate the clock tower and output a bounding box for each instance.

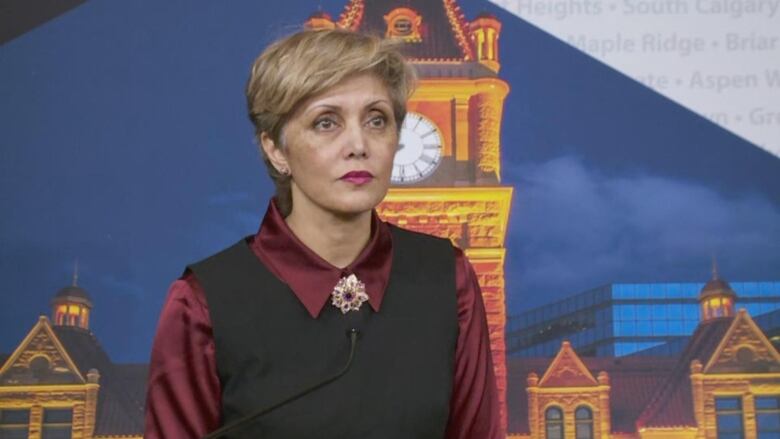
[307,1,512,430]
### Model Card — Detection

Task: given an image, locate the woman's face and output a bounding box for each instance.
[264,72,399,218]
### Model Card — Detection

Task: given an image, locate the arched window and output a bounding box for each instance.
[545,406,564,439]
[575,406,593,439]
[30,356,51,380]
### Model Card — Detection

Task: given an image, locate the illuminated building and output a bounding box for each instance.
[2,0,514,434]
[6,0,777,437]
[5,270,777,438]
[0,272,145,438]
[507,272,780,358]
[308,0,513,430]
[507,275,780,439]
[2,1,514,435]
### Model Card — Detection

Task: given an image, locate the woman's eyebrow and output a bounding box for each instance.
[308,99,392,113]
[364,99,392,108]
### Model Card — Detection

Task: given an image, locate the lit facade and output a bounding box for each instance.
[0,280,145,438]
[3,1,515,436]
[507,307,780,439]
[6,1,778,438]
[7,279,777,439]
[308,0,513,429]
[508,280,780,358]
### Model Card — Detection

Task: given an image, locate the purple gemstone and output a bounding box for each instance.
[345,293,353,300]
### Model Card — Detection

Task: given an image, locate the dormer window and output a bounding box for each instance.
[384,8,422,42]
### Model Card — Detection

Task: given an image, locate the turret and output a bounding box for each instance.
[469,12,502,72]
[699,261,737,322]
[305,10,336,30]
[51,261,92,330]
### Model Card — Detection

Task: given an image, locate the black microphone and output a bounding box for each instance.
[202,328,361,439]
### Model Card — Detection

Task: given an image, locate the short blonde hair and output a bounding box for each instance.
[246,28,418,216]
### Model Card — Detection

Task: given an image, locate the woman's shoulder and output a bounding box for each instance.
[184,235,256,272]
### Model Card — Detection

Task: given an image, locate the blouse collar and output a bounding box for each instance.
[250,198,393,318]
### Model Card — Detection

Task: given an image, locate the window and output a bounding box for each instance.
[618,305,635,320]
[545,406,564,439]
[41,408,72,439]
[575,406,593,439]
[29,356,51,380]
[0,409,30,439]
[652,304,667,319]
[668,303,683,319]
[637,320,652,335]
[715,397,744,439]
[652,320,668,336]
[669,320,684,333]
[756,396,780,439]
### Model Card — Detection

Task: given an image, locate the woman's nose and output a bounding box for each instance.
[345,123,368,158]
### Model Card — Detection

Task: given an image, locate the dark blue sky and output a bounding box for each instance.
[1,0,778,363]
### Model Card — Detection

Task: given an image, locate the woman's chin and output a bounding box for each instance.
[327,192,386,217]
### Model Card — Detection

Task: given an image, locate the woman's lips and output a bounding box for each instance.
[340,171,374,185]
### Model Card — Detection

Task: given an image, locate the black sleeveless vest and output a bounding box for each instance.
[188,225,458,439]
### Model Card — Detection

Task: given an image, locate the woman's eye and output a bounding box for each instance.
[368,115,387,128]
[314,118,337,130]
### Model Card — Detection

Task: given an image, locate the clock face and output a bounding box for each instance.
[391,113,443,184]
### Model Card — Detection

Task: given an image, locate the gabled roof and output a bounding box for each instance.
[636,318,733,429]
[538,341,597,387]
[336,0,475,61]
[0,318,146,435]
[507,355,677,434]
[0,316,85,385]
[52,326,146,436]
[704,308,780,374]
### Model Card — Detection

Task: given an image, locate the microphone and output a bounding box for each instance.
[202,328,361,439]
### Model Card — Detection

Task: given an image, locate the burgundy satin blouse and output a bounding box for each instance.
[144,200,502,438]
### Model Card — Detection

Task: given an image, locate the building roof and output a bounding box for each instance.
[507,355,678,434]
[337,0,474,61]
[635,318,733,428]
[307,10,333,20]
[699,277,737,300]
[699,262,737,301]
[52,326,146,436]
[53,285,93,305]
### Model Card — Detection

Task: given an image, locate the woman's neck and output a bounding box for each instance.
[284,202,372,269]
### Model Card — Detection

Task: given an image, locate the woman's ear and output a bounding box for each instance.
[260,131,289,174]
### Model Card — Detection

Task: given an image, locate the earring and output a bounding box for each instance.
[279,168,290,176]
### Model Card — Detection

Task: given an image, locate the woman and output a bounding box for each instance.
[144,28,501,439]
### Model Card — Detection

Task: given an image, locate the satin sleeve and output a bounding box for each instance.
[444,247,503,439]
[144,273,222,439]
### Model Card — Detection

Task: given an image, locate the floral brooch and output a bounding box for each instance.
[330,274,369,314]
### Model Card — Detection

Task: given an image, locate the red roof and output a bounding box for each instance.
[636,318,733,428]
